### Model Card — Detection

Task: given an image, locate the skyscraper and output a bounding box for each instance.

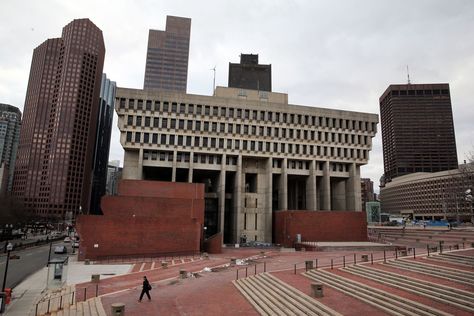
[379,83,458,182]
[12,19,105,217]
[143,15,191,92]
[0,103,21,193]
[89,74,116,215]
[228,54,272,92]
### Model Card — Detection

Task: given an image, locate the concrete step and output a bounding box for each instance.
[387,258,474,285]
[343,265,474,312]
[305,269,451,316]
[261,273,342,316]
[234,273,341,316]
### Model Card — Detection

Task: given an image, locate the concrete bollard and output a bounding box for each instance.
[91,274,100,283]
[361,255,369,262]
[311,283,324,298]
[202,252,209,259]
[305,260,314,271]
[179,269,187,279]
[161,261,168,269]
[111,303,125,316]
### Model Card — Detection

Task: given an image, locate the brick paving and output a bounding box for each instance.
[68,247,474,315]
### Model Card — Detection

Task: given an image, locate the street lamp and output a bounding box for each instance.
[2,243,13,292]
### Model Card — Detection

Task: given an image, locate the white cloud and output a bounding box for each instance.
[1,0,473,185]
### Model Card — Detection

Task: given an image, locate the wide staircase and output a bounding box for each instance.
[368,227,474,248]
[426,252,474,267]
[304,269,452,316]
[233,272,342,316]
[35,285,106,316]
[385,258,474,286]
[341,264,474,313]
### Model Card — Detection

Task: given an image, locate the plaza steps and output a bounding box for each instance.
[46,297,106,316]
[304,269,451,316]
[233,272,342,316]
[427,252,474,267]
[386,258,474,285]
[342,264,474,313]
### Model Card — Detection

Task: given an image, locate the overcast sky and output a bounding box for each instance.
[1,0,473,192]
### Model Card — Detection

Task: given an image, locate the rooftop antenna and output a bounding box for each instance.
[211,66,216,95]
[407,65,411,84]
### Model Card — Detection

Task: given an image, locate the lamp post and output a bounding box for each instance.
[2,243,13,292]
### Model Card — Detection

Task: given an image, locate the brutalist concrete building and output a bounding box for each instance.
[115,86,378,244]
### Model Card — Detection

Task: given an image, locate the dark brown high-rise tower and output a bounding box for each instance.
[143,16,191,92]
[228,54,272,92]
[12,19,105,217]
[379,83,458,182]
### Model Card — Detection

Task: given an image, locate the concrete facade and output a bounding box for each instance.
[115,86,378,244]
[380,163,474,222]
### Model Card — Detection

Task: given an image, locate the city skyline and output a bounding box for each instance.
[1,0,474,192]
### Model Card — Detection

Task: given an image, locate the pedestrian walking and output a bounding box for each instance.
[138,276,152,302]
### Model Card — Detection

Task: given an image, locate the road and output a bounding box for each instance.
[0,241,71,289]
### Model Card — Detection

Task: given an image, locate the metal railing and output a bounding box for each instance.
[35,291,75,316]
[93,251,202,264]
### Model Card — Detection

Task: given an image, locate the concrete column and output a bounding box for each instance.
[322,161,331,210]
[306,160,317,210]
[138,148,144,180]
[188,152,194,183]
[218,154,226,233]
[233,155,243,243]
[346,163,362,211]
[171,151,177,182]
[333,180,346,211]
[264,158,273,242]
[279,158,288,210]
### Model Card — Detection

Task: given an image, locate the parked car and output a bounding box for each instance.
[54,246,67,254]
[63,237,71,243]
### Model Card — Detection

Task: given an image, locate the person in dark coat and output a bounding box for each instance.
[138,276,152,302]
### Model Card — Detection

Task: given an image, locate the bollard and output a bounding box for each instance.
[331,259,333,269]
[361,254,369,262]
[311,283,324,298]
[353,253,356,265]
[315,259,318,270]
[462,242,465,249]
[439,241,443,254]
[254,264,257,275]
[111,303,125,316]
[96,284,99,297]
[395,250,398,259]
[60,296,63,309]
[305,260,314,271]
[383,250,386,263]
[264,262,266,272]
[370,253,373,265]
[294,264,297,274]
[91,274,100,283]
[84,288,87,301]
[413,248,416,259]
[245,267,248,277]
[161,261,168,269]
[427,245,430,257]
[236,269,239,280]
[343,256,345,268]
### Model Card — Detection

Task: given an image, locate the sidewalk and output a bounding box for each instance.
[4,267,48,316]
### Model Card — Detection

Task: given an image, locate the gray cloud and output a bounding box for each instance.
[1,0,473,191]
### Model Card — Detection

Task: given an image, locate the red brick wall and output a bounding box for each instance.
[76,180,206,260]
[273,211,368,247]
[203,232,223,254]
